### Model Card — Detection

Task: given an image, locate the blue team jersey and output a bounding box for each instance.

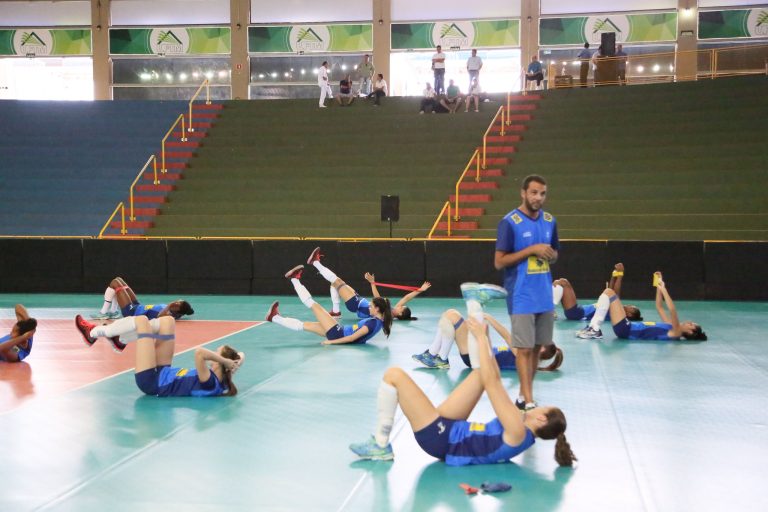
[156,366,226,397]
[122,302,166,319]
[493,345,517,370]
[626,321,677,341]
[496,208,559,314]
[342,317,383,344]
[0,334,33,362]
[446,419,535,466]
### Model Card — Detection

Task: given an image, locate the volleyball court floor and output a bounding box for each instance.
[1,293,766,512]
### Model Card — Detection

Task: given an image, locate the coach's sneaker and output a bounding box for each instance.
[284,265,304,280]
[108,336,127,353]
[349,436,394,461]
[515,397,526,411]
[75,315,97,347]
[265,301,280,322]
[576,326,603,339]
[460,282,508,306]
[307,247,323,265]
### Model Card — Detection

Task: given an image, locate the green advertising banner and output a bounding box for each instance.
[540,12,677,46]
[699,8,768,39]
[110,27,231,55]
[391,19,519,50]
[0,29,91,56]
[249,24,372,53]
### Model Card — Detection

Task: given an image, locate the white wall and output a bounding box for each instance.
[0,1,91,26]
[698,1,768,6]
[111,0,230,26]
[541,0,678,15]
[392,0,521,22]
[251,0,372,23]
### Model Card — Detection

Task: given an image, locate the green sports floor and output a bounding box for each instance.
[1,293,766,512]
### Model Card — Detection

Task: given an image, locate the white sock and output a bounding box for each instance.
[552,284,564,306]
[272,314,304,331]
[465,299,484,323]
[465,300,485,368]
[589,293,612,330]
[374,381,398,447]
[427,328,443,356]
[109,300,119,313]
[437,316,456,359]
[100,287,116,314]
[90,316,137,340]
[312,261,338,284]
[329,285,341,313]
[291,278,316,308]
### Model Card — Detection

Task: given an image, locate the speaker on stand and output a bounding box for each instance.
[381,195,399,238]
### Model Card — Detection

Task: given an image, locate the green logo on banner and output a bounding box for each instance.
[157,30,183,46]
[297,28,323,44]
[149,28,190,54]
[432,21,474,48]
[585,15,630,43]
[751,10,768,36]
[290,25,331,51]
[440,23,468,38]
[14,30,53,55]
[592,18,623,34]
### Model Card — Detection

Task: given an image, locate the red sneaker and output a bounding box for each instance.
[108,336,127,353]
[284,265,304,280]
[266,301,280,322]
[307,247,323,265]
[328,310,341,317]
[75,315,97,347]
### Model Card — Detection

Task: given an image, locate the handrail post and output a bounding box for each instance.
[454,180,461,221]
[152,155,158,185]
[181,115,187,142]
[506,92,510,125]
[713,49,718,79]
[129,187,135,221]
[475,150,480,182]
[120,204,126,235]
[447,204,451,237]
[482,136,487,169]
[501,108,505,137]
[206,80,211,104]
[162,139,166,174]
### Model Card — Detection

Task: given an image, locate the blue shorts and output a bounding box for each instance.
[135,365,170,395]
[121,302,141,318]
[345,295,369,317]
[325,325,344,340]
[613,318,631,339]
[564,305,586,320]
[414,416,456,459]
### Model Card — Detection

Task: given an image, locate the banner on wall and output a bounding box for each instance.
[249,24,373,53]
[109,27,231,55]
[0,29,91,56]
[699,8,768,39]
[540,12,677,45]
[391,19,519,50]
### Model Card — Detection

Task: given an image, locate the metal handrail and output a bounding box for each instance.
[453,149,480,221]
[188,79,211,132]
[129,155,158,221]
[482,106,505,169]
[98,202,126,237]
[427,201,451,239]
[161,114,187,172]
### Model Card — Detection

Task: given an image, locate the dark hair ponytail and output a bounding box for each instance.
[372,297,392,337]
[219,345,241,397]
[16,318,37,335]
[682,325,707,341]
[536,407,577,467]
[554,433,577,467]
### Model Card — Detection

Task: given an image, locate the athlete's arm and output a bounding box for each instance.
[494,245,552,270]
[657,281,682,335]
[393,281,431,309]
[654,278,671,323]
[468,319,527,445]
[484,313,512,346]
[609,262,625,296]
[365,273,381,298]
[321,325,370,345]
[14,304,30,322]
[194,347,236,383]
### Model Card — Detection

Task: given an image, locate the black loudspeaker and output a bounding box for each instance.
[601,32,616,56]
[381,195,400,221]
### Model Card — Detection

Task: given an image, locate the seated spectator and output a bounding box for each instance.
[336,75,355,106]
[439,79,463,113]
[419,83,438,114]
[465,78,481,112]
[525,54,544,91]
[367,73,388,106]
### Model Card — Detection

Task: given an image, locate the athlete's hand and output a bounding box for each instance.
[530,244,555,261]
[418,281,431,292]
[364,272,375,283]
[321,340,332,346]
[615,262,624,272]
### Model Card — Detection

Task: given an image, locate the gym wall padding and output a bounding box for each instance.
[83,240,168,294]
[167,240,252,294]
[1,239,765,301]
[0,239,83,292]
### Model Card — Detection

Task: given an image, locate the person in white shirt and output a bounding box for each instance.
[431,45,446,95]
[466,49,483,91]
[419,82,438,114]
[465,78,481,112]
[317,61,333,108]
[367,73,388,106]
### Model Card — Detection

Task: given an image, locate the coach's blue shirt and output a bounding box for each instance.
[496,208,559,314]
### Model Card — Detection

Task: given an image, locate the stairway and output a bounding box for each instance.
[431,94,541,238]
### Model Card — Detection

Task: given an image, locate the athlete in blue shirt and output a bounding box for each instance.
[554,262,642,322]
[350,317,576,467]
[94,277,194,320]
[495,174,559,411]
[266,263,392,345]
[577,272,707,341]
[75,314,244,397]
[0,304,37,363]
[412,309,563,372]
